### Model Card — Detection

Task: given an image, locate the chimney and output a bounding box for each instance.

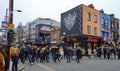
[88,4,94,9]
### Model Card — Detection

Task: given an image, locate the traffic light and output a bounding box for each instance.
[7,30,15,45]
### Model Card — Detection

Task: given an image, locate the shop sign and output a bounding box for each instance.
[101,27,109,32]
[71,37,77,41]
[87,37,97,42]
[40,26,51,32]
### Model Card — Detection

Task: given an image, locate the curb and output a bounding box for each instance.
[18,66,25,71]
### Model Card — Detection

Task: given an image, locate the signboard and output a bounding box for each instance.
[61,5,82,37]
[2,21,8,28]
[3,33,7,40]
[8,24,15,28]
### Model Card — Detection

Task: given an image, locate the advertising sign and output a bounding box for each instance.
[61,5,82,37]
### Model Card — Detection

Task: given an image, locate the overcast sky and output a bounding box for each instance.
[0,0,120,27]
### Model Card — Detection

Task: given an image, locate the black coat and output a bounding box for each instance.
[76,49,82,58]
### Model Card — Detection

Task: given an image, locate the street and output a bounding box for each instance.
[21,57,120,71]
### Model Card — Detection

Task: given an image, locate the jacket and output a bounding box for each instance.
[0,52,4,71]
[10,47,20,57]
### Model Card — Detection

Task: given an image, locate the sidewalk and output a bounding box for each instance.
[18,64,25,71]
[7,63,24,71]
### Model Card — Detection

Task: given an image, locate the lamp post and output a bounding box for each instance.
[8,0,22,46]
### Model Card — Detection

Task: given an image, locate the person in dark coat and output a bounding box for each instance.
[76,47,82,63]
[117,46,120,59]
[106,46,110,59]
[103,46,107,58]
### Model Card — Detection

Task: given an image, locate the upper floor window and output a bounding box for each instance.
[87,12,91,21]
[33,28,35,30]
[94,15,97,23]
[101,18,104,24]
[105,19,108,26]
[94,27,97,35]
[87,25,91,34]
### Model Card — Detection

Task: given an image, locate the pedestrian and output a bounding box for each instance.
[10,43,20,71]
[106,46,110,59]
[59,46,64,59]
[88,48,91,59]
[0,47,5,71]
[117,46,120,59]
[2,48,8,71]
[27,44,33,64]
[76,47,82,63]
[103,46,107,58]
[66,46,73,63]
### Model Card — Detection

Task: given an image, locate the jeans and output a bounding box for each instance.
[11,56,18,71]
[66,55,72,62]
[28,54,32,63]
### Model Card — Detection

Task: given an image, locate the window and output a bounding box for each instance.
[87,12,91,21]
[87,25,91,34]
[105,19,108,26]
[107,33,109,37]
[111,23,113,28]
[94,15,97,23]
[101,18,104,24]
[102,32,105,37]
[94,27,97,35]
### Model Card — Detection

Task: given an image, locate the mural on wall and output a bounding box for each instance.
[61,5,82,37]
[64,12,77,31]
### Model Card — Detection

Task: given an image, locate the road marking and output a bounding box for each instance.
[37,63,56,71]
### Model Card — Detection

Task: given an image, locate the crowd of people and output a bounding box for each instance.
[0,43,120,71]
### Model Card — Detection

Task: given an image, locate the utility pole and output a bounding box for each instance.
[9,0,13,24]
[7,0,15,46]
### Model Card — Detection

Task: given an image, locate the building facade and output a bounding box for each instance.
[82,4,100,36]
[119,20,120,39]
[99,10,110,40]
[26,18,60,44]
[35,24,55,44]
[61,4,101,53]
[50,28,61,44]
[109,14,119,43]
[16,22,26,44]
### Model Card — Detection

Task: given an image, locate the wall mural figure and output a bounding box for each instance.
[64,12,77,31]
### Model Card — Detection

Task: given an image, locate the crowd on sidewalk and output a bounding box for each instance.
[18,43,120,64]
[0,43,120,71]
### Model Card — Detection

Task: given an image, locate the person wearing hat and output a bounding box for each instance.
[10,43,20,71]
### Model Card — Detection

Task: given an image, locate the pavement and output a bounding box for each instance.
[18,64,25,71]
[19,56,120,71]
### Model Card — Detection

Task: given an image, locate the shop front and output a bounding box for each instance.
[62,34,102,54]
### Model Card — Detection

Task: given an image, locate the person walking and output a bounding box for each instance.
[10,43,20,71]
[0,47,5,71]
[59,46,64,59]
[76,47,82,63]
[88,48,92,59]
[117,46,120,59]
[103,46,107,58]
